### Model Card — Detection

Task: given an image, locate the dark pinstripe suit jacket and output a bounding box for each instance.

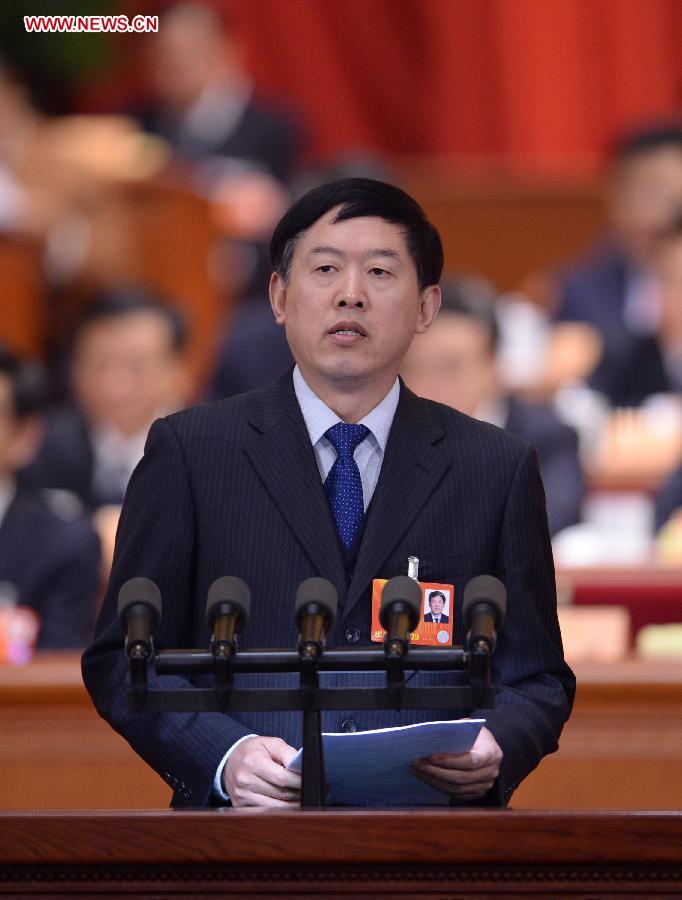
[82,369,575,808]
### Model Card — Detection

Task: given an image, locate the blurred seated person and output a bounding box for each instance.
[555,216,682,489]
[401,278,585,536]
[554,123,682,407]
[135,3,298,245]
[0,57,79,240]
[207,298,294,400]
[653,213,682,393]
[139,3,299,183]
[22,287,190,516]
[0,346,100,649]
[0,59,34,233]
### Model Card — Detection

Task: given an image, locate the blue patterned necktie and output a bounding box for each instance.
[324,422,370,550]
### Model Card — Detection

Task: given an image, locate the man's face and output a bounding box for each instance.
[150,18,227,109]
[269,209,440,394]
[429,594,445,616]
[72,311,185,437]
[610,147,682,264]
[401,313,499,416]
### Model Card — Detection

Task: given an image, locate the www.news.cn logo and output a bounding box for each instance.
[24,15,158,34]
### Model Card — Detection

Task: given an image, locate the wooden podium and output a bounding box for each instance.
[4,655,682,811]
[1,810,681,897]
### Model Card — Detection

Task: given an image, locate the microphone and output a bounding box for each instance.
[117,577,162,661]
[380,575,421,658]
[463,575,507,655]
[206,576,250,660]
[295,577,337,660]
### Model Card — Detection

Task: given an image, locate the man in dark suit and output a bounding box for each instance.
[401,278,585,536]
[82,179,574,809]
[554,125,682,407]
[424,590,449,624]
[0,347,101,649]
[23,289,189,512]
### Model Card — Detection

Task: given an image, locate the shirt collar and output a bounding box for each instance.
[91,424,150,462]
[182,79,252,149]
[475,397,509,430]
[293,365,400,451]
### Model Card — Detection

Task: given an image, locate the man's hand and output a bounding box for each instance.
[410,726,502,800]
[223,736,301,808]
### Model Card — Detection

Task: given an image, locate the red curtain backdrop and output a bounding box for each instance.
[222,0,682,173]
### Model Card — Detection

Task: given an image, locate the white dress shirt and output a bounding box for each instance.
[91,425,150,504]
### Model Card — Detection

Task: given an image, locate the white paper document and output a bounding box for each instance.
[287,718,486,807]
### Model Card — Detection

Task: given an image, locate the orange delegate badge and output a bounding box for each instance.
[371,578,455,647]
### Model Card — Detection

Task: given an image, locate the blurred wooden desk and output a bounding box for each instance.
[2,810,682,897]
[556,565,682,638]
[514,658,682,809]
[0,653,169,810]
[2,654,682,811]
[0,235,45,359]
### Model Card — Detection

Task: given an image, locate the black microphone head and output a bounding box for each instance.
[463,575,507,627]
[117,578,162,629]
[206,576,251,629]
[295,577,338,627]
[380,575,422,630]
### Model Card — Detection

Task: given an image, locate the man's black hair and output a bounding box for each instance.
[428,590,446,606]
[612,123,682,163]
[270,178,444,291]
[438,275,499,353]
[73,287,188,354]
[0,344,46,419]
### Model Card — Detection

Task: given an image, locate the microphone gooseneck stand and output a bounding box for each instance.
[123,574,504,809]
[128,644,497,809]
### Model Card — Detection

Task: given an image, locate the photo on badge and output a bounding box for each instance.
[370,578,454,647]
[418,582,454,646]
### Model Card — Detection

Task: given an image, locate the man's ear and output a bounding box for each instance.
[269,272,287,325]
[415,284,441,334]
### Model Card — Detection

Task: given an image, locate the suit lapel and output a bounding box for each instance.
[344,383,451,619]
[244,371,346,599]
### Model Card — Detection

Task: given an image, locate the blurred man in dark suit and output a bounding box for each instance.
[21,289,190,577]
[136,3,302,395]
[139,3,300,185]
[0,346,100,649]
[401,279,585,536]
[23,288,189,512]
[555,124,682,407]
[83,179,574,810]
[652,213,682,394]
[651,214,682,535]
